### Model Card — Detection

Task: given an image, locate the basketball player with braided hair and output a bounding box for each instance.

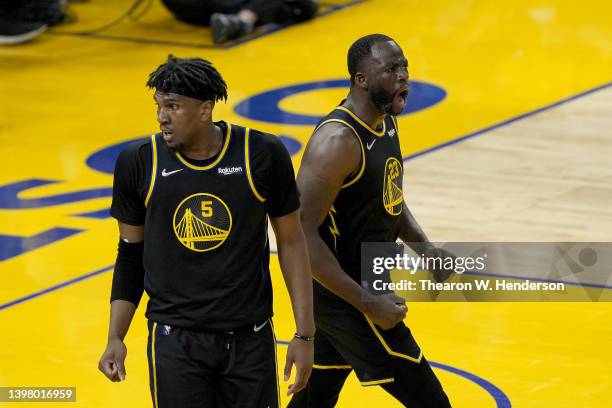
[98,54,314,408]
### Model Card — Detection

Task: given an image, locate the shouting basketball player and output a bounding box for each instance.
[288,34,452,407]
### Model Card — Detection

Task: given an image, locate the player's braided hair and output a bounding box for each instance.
[146,54,228,103]
[347,34,394,86]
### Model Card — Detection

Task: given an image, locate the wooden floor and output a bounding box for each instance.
[405,86,612,243]
[1,0,611,407]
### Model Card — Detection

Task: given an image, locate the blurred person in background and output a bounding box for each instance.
[160,0,318,43]
[0,0,66,45]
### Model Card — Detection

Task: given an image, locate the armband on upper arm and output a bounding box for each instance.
[110,239,145,306]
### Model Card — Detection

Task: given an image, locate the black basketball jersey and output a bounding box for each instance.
[318,105,404,282]
[142,124,272,330]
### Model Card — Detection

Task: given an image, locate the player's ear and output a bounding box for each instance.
[355,71,368,90]
[200,100,214,122]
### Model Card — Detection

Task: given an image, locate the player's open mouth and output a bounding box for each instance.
[393,89,408,109]
[162,131,173,140]
[397,89,408,102]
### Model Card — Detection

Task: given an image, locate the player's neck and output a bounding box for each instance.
[181,123,223,160]
[345,93,385,131]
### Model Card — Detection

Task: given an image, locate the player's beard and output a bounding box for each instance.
[370,83,395,115]
[164,140,183,152]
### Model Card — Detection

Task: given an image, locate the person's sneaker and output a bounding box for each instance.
[10,0,67,27]
[210,13,251,44]
[0,19,47,45]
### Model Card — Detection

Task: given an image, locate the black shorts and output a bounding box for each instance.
[146,319,279,408]
[288,284,450,407]
[312,284,422,385]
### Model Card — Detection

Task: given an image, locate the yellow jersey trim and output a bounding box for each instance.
[390,115,398,130]
[328,206,340,251]
[314,119,365,189]
[174,123,232,170]
[151,322,159,408]
[313,364,352,370]
[364,315,423,363]
[244,128,266,202]
[144,134,157,208]
[360,378,395,386]
[335,106,386,137]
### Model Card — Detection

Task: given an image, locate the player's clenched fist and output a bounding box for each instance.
[98,338,127,382]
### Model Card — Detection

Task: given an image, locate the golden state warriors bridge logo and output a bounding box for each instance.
[383,158,403,216]
[173,193,232,252]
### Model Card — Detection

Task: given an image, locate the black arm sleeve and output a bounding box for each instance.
[249,131,300,217]
[110,240,145,306]
[110,139,150,226]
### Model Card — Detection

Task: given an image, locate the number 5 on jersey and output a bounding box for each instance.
[202,200,213,217]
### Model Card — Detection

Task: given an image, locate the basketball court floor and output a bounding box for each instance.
[1,0,611,406]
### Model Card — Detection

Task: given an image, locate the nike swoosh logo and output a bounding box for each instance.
[161,168,184,177]
[366,140,376,150]
[253,320,269,332]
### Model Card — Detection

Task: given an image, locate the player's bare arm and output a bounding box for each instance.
[98,223,144,382]
[270,210,314,395]
[398,203,454,282]
[297,124,407,329]
[398,201,430,253]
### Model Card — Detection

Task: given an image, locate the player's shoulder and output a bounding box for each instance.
[312,120,361,151]
[247,128,288,156]
[116,135,154,167]
[119,136,153,157]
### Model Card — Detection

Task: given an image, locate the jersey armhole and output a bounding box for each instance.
[144,134,157,208]
[315,119,366,189]
[244,128,266,203]
[390,115,398,130]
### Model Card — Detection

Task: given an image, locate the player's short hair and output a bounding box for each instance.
[347,34,395,85]
[146,54,228,103]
